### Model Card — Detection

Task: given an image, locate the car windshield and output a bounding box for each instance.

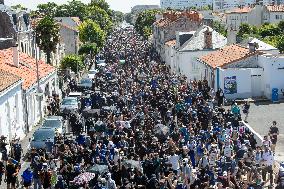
[80,79,92,84]
[43,119,61,128]
[89,70,97,74]
[62,98,77,105]
[33,130,54,141]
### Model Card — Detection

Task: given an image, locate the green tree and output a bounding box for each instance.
[55,0,88,20]
[278,20,284,33]
[237,23,252,39]
[86,5,113,32]
[60,54,84,73]
[78,19,106,49]
[112,11,124,25]
[11,4,27,10]
[35,16,60,64]
[78,43,98,56]
[125,13,134,24]
[89,0,112,16]
[258,23,280,38]
[213,21,227,37]
[37,2,58,17]
[135,9,161,39]
[276,35,284,53]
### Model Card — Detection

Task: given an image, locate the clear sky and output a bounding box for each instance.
[4,0,160,13]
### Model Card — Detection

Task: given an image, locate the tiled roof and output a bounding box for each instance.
[0,69,21,92]
[154,11,202,28]
[227,7,252,14]
[266,5,284,12]
[0,48,55,90]
[199,44,258,68]
[165,40,176,46]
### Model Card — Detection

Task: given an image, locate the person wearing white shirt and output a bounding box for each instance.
[168,153,180,174]
[261,145,274,186]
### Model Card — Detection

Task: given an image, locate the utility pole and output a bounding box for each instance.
[34,33,42,119]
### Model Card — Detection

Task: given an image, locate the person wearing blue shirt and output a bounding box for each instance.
[21,167,33,189]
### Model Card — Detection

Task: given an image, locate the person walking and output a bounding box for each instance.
[242,101,250,123]
[5,158,18,189]
[21,167,33,189]
[269,121,279,153]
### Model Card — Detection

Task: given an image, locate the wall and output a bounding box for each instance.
[0,82,25,141]
[178,50,214,82]
[223,55,258,68]
[215,68,252,99]
[258,54,284,99]
[268,11,284,24]
[60,27,78,55]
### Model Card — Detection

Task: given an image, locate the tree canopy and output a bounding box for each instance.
[213,21,227,37]
[60,54,84,73]
[78,19,106,49]
[35,16,60,64]
[135,9,161,39]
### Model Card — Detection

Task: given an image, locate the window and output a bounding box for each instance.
[276,15,279,19]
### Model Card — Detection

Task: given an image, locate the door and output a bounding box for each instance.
[251,75,262,97]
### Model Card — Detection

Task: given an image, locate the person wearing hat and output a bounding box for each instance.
[21,167,33,189]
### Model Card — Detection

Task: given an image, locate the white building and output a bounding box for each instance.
[0,70,25,141]
[160,0,213,10]
[165,25,227,84]
[213,0,256,11]
[197,41,284,100]
[0,46,58,132]
[226,5,284,31]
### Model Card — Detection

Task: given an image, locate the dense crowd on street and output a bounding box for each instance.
[0,26,283,189]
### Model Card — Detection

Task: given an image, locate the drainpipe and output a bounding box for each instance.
[216,67,220,89]
[23,90,29,133]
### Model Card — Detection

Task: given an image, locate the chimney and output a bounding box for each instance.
[0,0,3,5]
[248,42,257,52]
[204,27,213,49]
[13,44,19,67]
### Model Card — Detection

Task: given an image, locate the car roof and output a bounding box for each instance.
[69,92,82,96]
[63,97,77,100]
[36,127,56,132]
[45,116,63,119]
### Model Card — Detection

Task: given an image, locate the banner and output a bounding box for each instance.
[224,76,237,94]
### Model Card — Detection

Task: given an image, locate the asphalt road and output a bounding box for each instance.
[242,101,284,162]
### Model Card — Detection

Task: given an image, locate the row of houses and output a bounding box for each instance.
[0,1,81,65]
[154,10,284,101]
[160,0,284,12]
[0,1,82,141]
[0,46,57,141]
[226,4,284,31]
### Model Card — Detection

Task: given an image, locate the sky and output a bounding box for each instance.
[4,0,160,13]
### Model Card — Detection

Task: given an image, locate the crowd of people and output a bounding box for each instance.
[0,26,283,189]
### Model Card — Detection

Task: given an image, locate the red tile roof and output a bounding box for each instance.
[0,48,55,90]
[0,69,21,92]
[165,40,176,46]
[228,7,252,14]
[266,5,284,12]
[154,11,203,28]
[199,44,259,68]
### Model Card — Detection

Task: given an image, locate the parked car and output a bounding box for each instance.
[42,116,64,134]
[77,78,93,91]
[60,97,79,113]
[88,69,99,79]
[30,127,56,150]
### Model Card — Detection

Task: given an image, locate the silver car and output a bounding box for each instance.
[42,116,64,134]
[60,97,79,113]
[30,127,56,150]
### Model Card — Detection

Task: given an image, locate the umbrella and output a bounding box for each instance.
[87,164,109,174]
[82,109,100,118]
[72,172,96,186]
[154,124,170,138]
[122,160,141,170]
